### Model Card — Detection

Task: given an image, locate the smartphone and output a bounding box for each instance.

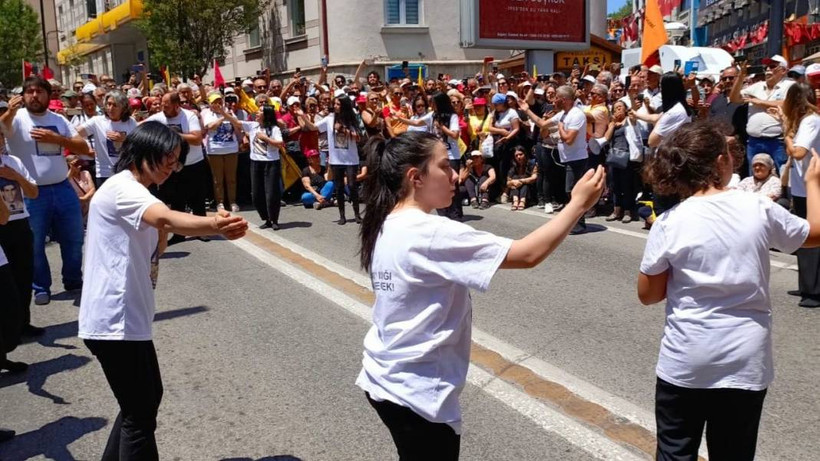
[402,60,409,69]
[295,67,301,74]
[674,59,682,70]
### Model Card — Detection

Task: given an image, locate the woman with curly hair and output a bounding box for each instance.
[638,121,820,460]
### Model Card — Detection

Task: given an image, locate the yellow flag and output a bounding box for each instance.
[640,0,668,66]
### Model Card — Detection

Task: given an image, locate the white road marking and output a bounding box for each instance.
[231,236,649,460]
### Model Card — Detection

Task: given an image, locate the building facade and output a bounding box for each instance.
[210,0,607,83]
[55,0,148,86]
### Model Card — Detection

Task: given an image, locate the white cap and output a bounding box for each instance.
[333,89,347,98]
[763,54,788,68]
[582,75,597,85]
[534,88,545,96]
[648,65,664,75]
[505,91,518,100]
[287,96,301,106]
[807,63,820,77]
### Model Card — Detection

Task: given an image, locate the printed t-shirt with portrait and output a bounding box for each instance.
[79,169,163,341]
[314,114,359,166]
[653,102,691,140]
[201,109,239,155]
[549,107,588,163]
[355,209,512,433]
[240,121,282,162]
[78,115,138,178]
[2,108,76,185]
[0,154,35,221]
[790,113,820,198]
[640,189,808,391]
[146,108,204,166]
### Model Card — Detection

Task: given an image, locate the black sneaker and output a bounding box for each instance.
[22,324,45,337]
[0,360,28,373]
[0,429,15,443]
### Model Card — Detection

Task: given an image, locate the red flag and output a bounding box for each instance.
[213,59,225,88]
[42,66,54,80]
[23,60,33,79]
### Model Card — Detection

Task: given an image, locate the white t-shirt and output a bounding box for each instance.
[0,154,35,221]
[653,103,690,140]
[79,170,163,341]
[146,109,204,165]
[742,79,795,138]
[201,109,240,155]
[78,116,138,178]
[640,190,809,391]
[315,114,359,166]
[549,107,588,163]
[355,209,512,433]
[407,111,434,133]
[790,113,820,198]
[435,113,461,161]
[241,121,282,162]
[2,109,76,185]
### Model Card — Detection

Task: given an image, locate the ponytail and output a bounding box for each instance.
[358,131,441,270]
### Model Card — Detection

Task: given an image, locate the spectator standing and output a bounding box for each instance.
[0,77,89,306]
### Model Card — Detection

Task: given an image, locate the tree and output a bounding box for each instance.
[0,0,44,88]
[609,1,633,21]
[137,0,271,79]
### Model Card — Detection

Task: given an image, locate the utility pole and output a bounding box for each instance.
[39,0,49,71]
[768,0,784,57]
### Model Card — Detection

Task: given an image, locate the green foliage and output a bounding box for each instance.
[609,1,633,21]
[0,0,44,88]
[137,0,271,78]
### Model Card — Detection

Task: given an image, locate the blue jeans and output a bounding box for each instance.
[301,181,335,207]
[25,179,84,295]
[746,136,786,175]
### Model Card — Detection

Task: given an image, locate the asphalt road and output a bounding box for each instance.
[1,200,817,460]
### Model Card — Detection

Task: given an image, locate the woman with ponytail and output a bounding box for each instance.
[355,131,605,460]
[638,121,820,460]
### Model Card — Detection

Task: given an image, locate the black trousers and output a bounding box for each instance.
[0,264,23,358]
[367,393,460,461]
[250,160,282,225]
[85,340,163,461]
[655,378,766,461]
[0,219,33,326]
[330,165,359,219]
[158,160,208,217]
[437,159,463,220]
[792,197,820,297]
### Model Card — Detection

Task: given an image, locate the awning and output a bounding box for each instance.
[76,0,144,43]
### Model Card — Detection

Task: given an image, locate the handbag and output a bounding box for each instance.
[606,147,630,169]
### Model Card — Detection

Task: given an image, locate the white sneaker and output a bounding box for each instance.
[230,203,240,213]
[543,202,554,214]
[216,203,225,211]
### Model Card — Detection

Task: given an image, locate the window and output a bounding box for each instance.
[248,23,261,48]
[385,0,420,25]
[290,0,306,36]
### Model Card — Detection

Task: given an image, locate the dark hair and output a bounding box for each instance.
[359,132,442,270]
[23,76,51,95]
[115,121,189,176]
[262,105,278,135]
[643,121,728,199]
[431,91,455,126]
[660,72,692,116]
[334,96,358,130]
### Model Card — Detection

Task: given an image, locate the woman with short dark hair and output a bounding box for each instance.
[79,122,248,460]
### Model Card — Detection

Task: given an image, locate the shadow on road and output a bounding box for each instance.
[0,416,107,461]
[221,457,304,461]
[0,354,91,404]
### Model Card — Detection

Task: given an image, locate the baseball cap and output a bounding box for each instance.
[648,65,664,75]
[806,63,820,77]
[287,96,301,106]
[207,93,223,104]
[763,54,788,68]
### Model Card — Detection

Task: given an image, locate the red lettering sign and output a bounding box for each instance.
[478,0,586,44]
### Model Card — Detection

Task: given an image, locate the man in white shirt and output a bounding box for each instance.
[146,92,208,244]
[731,54,794,174]
[0,76,90,306]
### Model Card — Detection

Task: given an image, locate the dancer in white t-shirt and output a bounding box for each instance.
[355,131,604,460]
[78,121,248,459]
[638,122,820,460]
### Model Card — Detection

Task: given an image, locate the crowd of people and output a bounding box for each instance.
[2,51,820,460]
